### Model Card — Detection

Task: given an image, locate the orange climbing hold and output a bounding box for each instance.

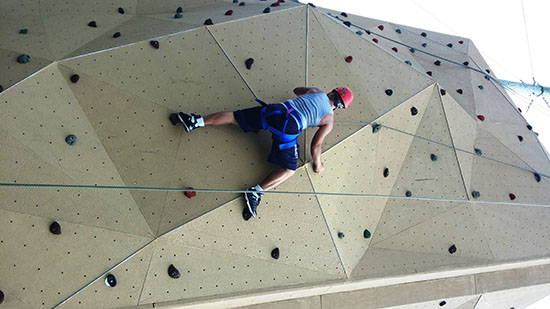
[184,187,197,198]
[477,115,485,121]
[345,56,353,63]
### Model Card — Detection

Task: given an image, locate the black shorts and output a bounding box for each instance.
[234,104,301,170]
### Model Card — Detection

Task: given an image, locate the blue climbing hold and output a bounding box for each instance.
[363,229,371,238]
[474,148,483,156]
[372,123,381,133]
[65,134,77,146]
[405,191,412,197]
[430,154,438,161]
[472,191,480,199]
[17,54,31,64]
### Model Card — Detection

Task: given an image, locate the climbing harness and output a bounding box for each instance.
[257,99,304,150]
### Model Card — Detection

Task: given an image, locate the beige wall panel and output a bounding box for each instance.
[473,204,550,261]
[0,208,151,308]
[381,295,479,309]
[456,297,480,309]
[137,236,340,305]
[60,27,256,113]
[373,204,495,261]
[172,168,344,276]
[40,0,138,16]
[0,0,39,17]
[399,25,469,55]
[300,124,363,163]
[399,26,469,58]
[239,296,321,309]
[59,246,155,309]
[474,128,530,169]
[476,284,550,309]
[210,6,306,102]
[313,10,433,120]
[317,8,385,30]
[0,48,51,91]
[43,14,131,59]
[0,16,55,61]
[136,0,223,15]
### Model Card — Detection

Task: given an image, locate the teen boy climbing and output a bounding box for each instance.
[169,86,353,220]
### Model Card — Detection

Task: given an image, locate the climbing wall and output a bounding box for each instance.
[1,1,550,309]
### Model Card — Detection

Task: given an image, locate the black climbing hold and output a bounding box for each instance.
[174,13,183,19]
[383,167,389,178]
[0,85,3,93]
[448,245,457,254]
[421,43,427,48]
[88,21,97,27]
[105,274,117,287]
[518,107,522,113]
[243,207,252,221]
[168,264,180,279]
[204,19,213,25]
[434,60,441,66]
[447,43,453,48]
[478,85,484,90]
[225,10,233,15]
[65,134,77,146]
[17,54,31,64]
[113,32,121,38]
[421,32,427,37]
[118,7,125,14]
[440,89,446,96]
[426,71,432,76]
[456,89,463,94]
[0,290,3,304]
[372,123,381,133]
[233,0,238,3]
[518,135,523,142]
[308,3,316,7]
[150,40,159,49]
[341,12,348,17]
[472,191,480,199]
[20,28,28,34]
[486,69,491,74]
[239,2,246,6]
[509,193,516,200]
[245,58,254,70]
[534,173,541,182]
[356,31,363,35]
[409,48,415,53]
[50,221,61,235]
[405,191,412,197]
[365,30,371,35]
[405,61,412,66]
[385,89,393,96]
[527,124,532,130]
[411,106,418,116]
[343,21,351,27]
[484,75,490,80]
[271,247,280,259]
[338,232,345,239]
[396,29,401,34]
[176,7,183,13]
[70,74,80,83]
[439,300,447,306]
[263,7,271,13]
[463,61,469,66]
[474,148,483,156]
[363,229,371,239]
[430,154,438,161]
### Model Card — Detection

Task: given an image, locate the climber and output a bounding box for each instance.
[169,86,353,220]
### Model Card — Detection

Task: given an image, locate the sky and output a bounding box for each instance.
[303,0,550,307]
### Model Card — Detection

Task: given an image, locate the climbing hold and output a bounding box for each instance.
[426,71,432,76]
[338,232,345,239]
[263,7,271,13]
[456,89,463,94]
[405,61,412,66]
[271,248,280,259]
[118,7,125,14]
[88,21,97,27]
[0,290,3,304]
[395,29,401,34]
[0,85,3,93]
[174,13,183,19]
[458,40,464,44]
[463,61,469,66]
[372,38,379,43]
[345,56,353,63]
[168,264,181,279]
[509,193,516,200]
[341,12,348,17]
[518,108,522,113]
[225,10,233,15]
[409,48,415,53]
[518,135,523,142]
[434,60,441,66]
[105,274,117,287]
[391,47,398,52]
[233,0,238,3]
[448,245,457,254]
[534,173,541,183]
[113,32,121,38]
[447,43,453,48]
[478,85,484,90]
[477,115,485,121]
[484,75,490,81]
[204,19,213,25]
[271,2,280,7]
[343,21,351,27]
[176,7,183,13]
[472,191,480,199]
[365,30,371,35]
[65,134,77,146]
[184,187,196,198]
[17,54,31,64]
[363,229,371,239]
[150,40,159,49]
[485,69,491,74]
[383,167,389,178]
[440,300,447,306]
[410,106,418,116]
[474,148,483,156]
[372,123,381,133]
[440,89,446,96]
[356,31,363,35]
[70,74,80,83]
[239,2,246,6]
[245,58,254,70]
[430,154,438,161]
[421,43,427,48]
[49,221,62,235]
[405,191,412,197]
[307,2,316,7]
[385,89,393,96]
[19,28,28,34]
[421,32,427,37]
[378,25,384,31]
[527,124,532,130]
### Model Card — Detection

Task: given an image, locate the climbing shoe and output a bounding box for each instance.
[244,187,263,218]
[170,112,201,132]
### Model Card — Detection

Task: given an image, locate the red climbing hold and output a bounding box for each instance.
[391,47,398,52]
[225,10,233,15]
[509,193,516,200]
[378,25,384,31]
[372,38,379,44]
[477,115,485,121]
[271,2,280,7]
[345,56,353,63]
[184,187,196,198]
[459,40,464,44]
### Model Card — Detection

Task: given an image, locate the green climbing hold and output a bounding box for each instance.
[66,134,77,146]
[430,153,438,161]
[263,7,271,13]
[372,123,381,133]
[19,28,28,34]
[338,232,345,239]
[405,60,412,66]
[474,148,483,156]
[174,13,183,19]
[472,191,480,199]
[356,31,363,35]
[17,54,31,64]
[363,229,371,239]
[405,191,412,197]
[395,29,401,34]
[113,32,121,38]
[478,85,484,90]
